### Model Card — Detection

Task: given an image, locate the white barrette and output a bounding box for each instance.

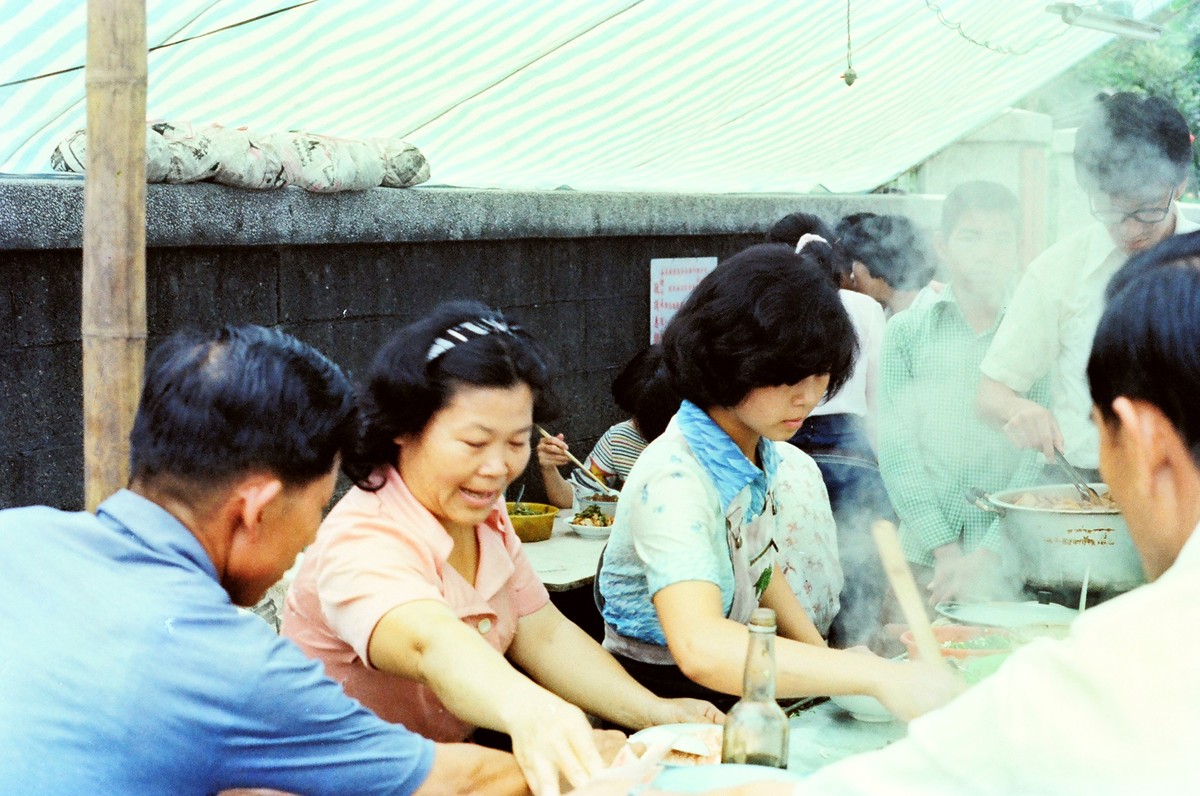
[794,233,828,254]
[425,317,513,362]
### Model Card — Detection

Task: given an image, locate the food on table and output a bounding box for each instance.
[902,625,1017,661]
[508,501,555,517]
[942,634,1016,651]
[570,504,614,527]
[663,729,722,766]
[585,492,619,502]
[1008,491,1118,511]
[628,724,723,766]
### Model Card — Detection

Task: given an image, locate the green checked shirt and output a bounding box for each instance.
[879,285,1048,566]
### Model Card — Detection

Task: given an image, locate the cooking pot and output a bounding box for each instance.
[968,484,1145,594]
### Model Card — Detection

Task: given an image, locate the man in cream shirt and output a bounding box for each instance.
[975,92,1198,473]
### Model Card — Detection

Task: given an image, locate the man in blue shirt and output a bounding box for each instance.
[0,326,530,795]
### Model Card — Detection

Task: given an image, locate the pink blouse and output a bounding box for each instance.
[281,465,550,742]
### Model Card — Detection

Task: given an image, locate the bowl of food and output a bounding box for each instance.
[828,694,893,723]
[575,492,618,519]
[567,504,615,539]
[506,502,558,543]
[900,625,1017,662]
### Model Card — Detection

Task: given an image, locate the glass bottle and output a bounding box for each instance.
[721,608,790,768]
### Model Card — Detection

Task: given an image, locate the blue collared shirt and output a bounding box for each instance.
[0,489,434,795]
[599,404,784,647]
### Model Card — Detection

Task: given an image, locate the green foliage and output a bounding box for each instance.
[1078,1,1200,179]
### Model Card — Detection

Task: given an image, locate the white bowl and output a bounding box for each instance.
[567,521,612,540]
[574,496,618,519]
[829,694,893,723]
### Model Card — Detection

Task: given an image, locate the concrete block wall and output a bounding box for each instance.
[0,178,936,510]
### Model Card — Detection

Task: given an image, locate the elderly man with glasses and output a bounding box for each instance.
[975,92,1198,480]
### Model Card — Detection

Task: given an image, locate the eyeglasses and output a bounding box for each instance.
[1089,191,1174,225]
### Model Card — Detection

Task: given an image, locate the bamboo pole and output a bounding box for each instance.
[82,0,147,511]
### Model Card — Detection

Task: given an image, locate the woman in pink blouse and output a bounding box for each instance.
[281,301,719,796]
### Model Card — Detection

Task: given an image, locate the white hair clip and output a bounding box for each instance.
[794,233,828,254]
[425,317,513,362]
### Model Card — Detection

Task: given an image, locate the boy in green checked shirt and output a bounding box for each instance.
[878,182,1048,605]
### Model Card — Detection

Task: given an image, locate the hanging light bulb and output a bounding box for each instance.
[842,0,858,86]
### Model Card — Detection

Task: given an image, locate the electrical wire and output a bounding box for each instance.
[846,0,854,71]
[923,0,1073,56]
[0,1,319,90]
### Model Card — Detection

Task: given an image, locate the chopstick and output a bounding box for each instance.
[535,426,620,497]
[870,520,955,674]
[1053,447,1103,502]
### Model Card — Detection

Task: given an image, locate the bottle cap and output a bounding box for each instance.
[748,607,777,630]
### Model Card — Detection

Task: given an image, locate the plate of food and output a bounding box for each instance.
[567,504,615,539]
[627,723,723,767]
[935,601,1078,632]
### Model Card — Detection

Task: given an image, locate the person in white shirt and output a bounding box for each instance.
[766,213,893,649]
[577,229,1200,796]
[977,92,1199,473]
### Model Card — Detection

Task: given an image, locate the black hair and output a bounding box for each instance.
[130,325,356,490]
[941,181,1020,238]
[765,212,848,287]
[662,243,857,410]
[835,212,878,238]
[838,213,934,290]
[344,300,559,490]
[610,345,680,443]
[1089,230,1200,465]
[1074,92,1193,197]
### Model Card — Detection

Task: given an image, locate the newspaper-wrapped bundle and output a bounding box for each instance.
[51,122,429,192]
[51,128,173,182]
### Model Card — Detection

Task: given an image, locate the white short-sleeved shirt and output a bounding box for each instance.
[981,211,1200,467]
[793,524,1200,794]
[810,289,885,420]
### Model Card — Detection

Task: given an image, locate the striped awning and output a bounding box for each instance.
[0,0,1169,193]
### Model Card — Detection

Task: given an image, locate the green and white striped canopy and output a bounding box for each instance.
[0,1,1167,192]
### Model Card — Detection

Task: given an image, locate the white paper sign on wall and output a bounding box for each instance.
[649,256,718,344]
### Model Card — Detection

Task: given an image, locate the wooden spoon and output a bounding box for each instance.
[871,520,954,673]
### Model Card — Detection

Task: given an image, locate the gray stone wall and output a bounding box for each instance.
[0,178,936,509]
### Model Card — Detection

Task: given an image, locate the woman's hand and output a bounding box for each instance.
[537,434,572,470]
[535,433,577,508]
[503,692,610,796]
[872,659,966,722]
[642,697,724,728]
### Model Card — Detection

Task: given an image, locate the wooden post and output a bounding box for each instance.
[82,0,147,511]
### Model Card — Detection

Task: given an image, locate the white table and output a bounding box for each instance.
[521,516,609,591]
[787,700,905,774]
